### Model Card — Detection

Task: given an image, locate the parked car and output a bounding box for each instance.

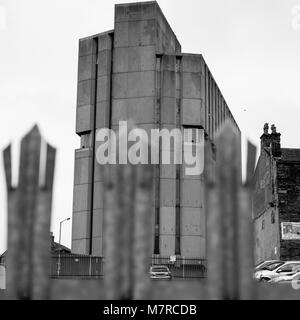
[254,260,283,272]
[254,261,300,282]
[254,261,284,280]
[270,270,300,284]
[149,265,172,280]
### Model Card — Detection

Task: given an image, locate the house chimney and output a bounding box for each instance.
[270,124,281,157]
[260,123,271,152]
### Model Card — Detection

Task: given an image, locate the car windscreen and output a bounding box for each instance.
[264,262,284,271]
[151,267,168,272]
[257,261,276,269]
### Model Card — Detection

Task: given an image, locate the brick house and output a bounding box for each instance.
[0,232,71,266]
[253,123,300,264]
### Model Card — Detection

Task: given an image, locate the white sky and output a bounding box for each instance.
[0,0,300,254]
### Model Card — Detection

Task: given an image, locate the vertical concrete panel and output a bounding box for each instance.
[160,236,175,256]
[160,178,176,206]
[114,1,181,54]
[73,184,91,213]
[72,239,90,254]
[182,99,202,126]
[181,236,204,258]
[215,89,219,133]
[92,237,103,256]
[78,55,96,82]
[76,105,93,133]
[181,180,202,207]
[76,38,97,135]
[219,90,222,131]
[112,97,155,125]
[209,74,213,138]
[181,54,203,127]
[72,148,93,255]
[77,79,95,106]
[182,73,201,99]
[160,97,176,124]
[72,211,91,239]
[73,36,98,254]
[181,55,201,72]
[181,207,202,236]
[79,38,97,57]
[160,207,175,235]
[112,71,155,99]
[92,209,104,238]
[206,67,210,135]
[212,82,216,139]
[114,2,182,261]
[96,101,111,129]
[113,46,156,73]
[97,76,111,102]
[97,50,112,77]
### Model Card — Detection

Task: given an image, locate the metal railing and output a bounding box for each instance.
[3,122,300,299]
[151,256,207,279]
[50,254,104,279]
[49,254,206,279]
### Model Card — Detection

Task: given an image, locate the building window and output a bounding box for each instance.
[271,211,275,224]
[262,219,265,230]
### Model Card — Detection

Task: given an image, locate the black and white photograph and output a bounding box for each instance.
[1,0,300,311]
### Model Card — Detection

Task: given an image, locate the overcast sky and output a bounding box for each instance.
[0,0,300,254]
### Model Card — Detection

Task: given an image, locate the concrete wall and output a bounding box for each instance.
[72,32,112,255]
[71,1,240,258]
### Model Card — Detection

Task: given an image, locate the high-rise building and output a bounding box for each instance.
[71,1,240,257]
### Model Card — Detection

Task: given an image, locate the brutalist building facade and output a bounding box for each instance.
[71,1,240,258]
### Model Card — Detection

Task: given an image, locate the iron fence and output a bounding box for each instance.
[49,254,206,279]
[4,122,300,299]
[50,254,104,279]
[151,256,207,279]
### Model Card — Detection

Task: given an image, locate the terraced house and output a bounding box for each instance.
[253,123,300,263]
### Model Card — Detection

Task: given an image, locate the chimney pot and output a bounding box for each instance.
[263,123,269,135]
[271,124,277,134]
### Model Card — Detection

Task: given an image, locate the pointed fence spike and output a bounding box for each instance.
[4,126,55,300]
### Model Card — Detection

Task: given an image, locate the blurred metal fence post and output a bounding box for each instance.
[3,125,55,300]
[206,121,256,300]
[103,126,154,299]
[238,142,257,299]
[89,256,92,277]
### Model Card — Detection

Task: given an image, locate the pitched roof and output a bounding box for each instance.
[51,241,71,253]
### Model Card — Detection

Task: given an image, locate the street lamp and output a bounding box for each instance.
[59,217,71,246]
[57,217,70,277]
